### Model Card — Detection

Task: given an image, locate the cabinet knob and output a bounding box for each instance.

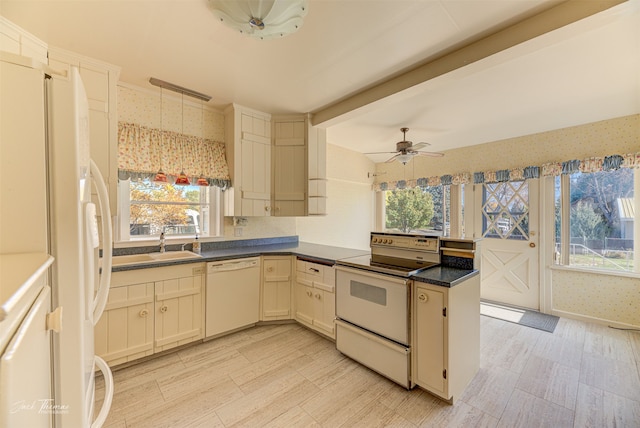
[139,309,149,317]
[160,305,168,313]
[418,293,428,302]
[267,267,274,272]
[315,293,321,300]
[306,290,312,297]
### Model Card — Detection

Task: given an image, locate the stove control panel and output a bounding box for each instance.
[370,233,439,252]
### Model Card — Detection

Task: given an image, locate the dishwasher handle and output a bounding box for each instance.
[208,258,259,273]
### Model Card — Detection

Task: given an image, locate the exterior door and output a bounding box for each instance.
[474,179,539,309]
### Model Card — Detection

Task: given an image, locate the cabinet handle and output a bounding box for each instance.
[315,293,321,300]
[418,293,428,302]
[139,309,149,318]
[309,268,320,273]
[160,305,168,313]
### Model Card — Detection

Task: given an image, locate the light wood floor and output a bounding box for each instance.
[97,316,640,427]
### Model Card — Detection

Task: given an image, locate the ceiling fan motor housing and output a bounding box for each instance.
[396,141,413,152]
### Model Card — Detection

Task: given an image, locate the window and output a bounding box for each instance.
[481,181,529,240]
[555,168,635,272]
[381,186,450,235]
[117,178,222,241]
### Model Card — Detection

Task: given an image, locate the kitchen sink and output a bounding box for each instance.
[149,251,203,261]
[111,251,202,266]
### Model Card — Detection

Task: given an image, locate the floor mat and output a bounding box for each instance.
[481,301,559,333]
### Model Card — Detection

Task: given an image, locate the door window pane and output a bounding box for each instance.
[482,181,529,240]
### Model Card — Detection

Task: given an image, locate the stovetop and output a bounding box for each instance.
[336,254,438,278]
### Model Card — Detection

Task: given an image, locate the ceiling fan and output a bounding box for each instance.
[365,127,444,164]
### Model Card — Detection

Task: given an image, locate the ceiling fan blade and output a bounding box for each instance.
[364,151,398,155]
[385,153,401,163]
[411,142,430,150]
[416,151,445,158]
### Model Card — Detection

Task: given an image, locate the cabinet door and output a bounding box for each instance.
[155,274,203,352]
[294,276,314,327]
[312,289,335,338]
[94,282,154,366]
[413,285,446,395]
[262,257,292,321]
[240,112,271,216]
[0,286,51,428]
[273,119,306,216]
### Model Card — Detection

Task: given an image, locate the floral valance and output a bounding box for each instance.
[117,122,231,189]
[373,152,640,191]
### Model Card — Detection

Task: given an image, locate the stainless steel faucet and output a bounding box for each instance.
[159,232,166,253]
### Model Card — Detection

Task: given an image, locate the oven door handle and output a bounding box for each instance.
[335,265,409,285]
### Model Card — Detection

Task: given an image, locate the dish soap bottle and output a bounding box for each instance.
[192,233,201,254]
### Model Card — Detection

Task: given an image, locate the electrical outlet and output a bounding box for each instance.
[234,227,242,237]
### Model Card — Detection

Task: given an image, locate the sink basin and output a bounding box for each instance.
[111,251,202,266]
[149,251,203,261]
[111,254,154,265]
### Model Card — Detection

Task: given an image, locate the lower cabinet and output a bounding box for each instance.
[294,259,336,339]
[261,256,292,321]
[411,275,480,403]
[95,263,205,366]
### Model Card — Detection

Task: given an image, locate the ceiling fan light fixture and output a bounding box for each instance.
[396,153,414,165]
[208,0,308,39]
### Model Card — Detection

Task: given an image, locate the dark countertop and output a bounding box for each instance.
[111,240,370,272]
[111,237,477,288]
[412,265,479,288]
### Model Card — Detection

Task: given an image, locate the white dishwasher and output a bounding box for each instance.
[205,257,261,338]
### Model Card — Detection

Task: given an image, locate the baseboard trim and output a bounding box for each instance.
[551,309,640,330]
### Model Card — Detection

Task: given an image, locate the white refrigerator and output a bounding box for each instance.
[0,52,114,427]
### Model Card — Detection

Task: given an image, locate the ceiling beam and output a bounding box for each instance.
[310,0,627,127]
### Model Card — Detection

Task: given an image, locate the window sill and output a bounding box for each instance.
[550,264,640,279]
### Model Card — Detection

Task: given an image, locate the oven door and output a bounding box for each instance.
[335,266,409,345]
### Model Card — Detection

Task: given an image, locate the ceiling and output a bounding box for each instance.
[2,1,639,162]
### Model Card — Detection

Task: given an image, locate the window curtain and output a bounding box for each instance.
[117,122,231,189]
[373,152,639,191]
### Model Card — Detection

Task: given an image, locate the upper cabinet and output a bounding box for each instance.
[224,107,327,217]
[47,47,121,217]
[224,104,272,217]
[307,122,328,216]
[272,116,307,216]
[0,17,47,63]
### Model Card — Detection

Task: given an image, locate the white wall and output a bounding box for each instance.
[296,143,375,250]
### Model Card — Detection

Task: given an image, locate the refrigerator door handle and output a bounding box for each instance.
[91,356,113,428]
[90,159,112,323]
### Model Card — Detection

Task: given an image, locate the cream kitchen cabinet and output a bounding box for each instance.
[95,263,205,366]
[260,256,292,321]
[307,122,328,216]
[412,275,480,403]
[272,117,307,216]
[0,17,48,63]
[294,259,335,339]
[224,104,272,217]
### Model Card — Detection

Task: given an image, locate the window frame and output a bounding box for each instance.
[555,168,637,274]
[116,178,223,243]
[375,184,461,237]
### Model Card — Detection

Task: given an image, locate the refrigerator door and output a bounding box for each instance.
[49,66,113,428]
